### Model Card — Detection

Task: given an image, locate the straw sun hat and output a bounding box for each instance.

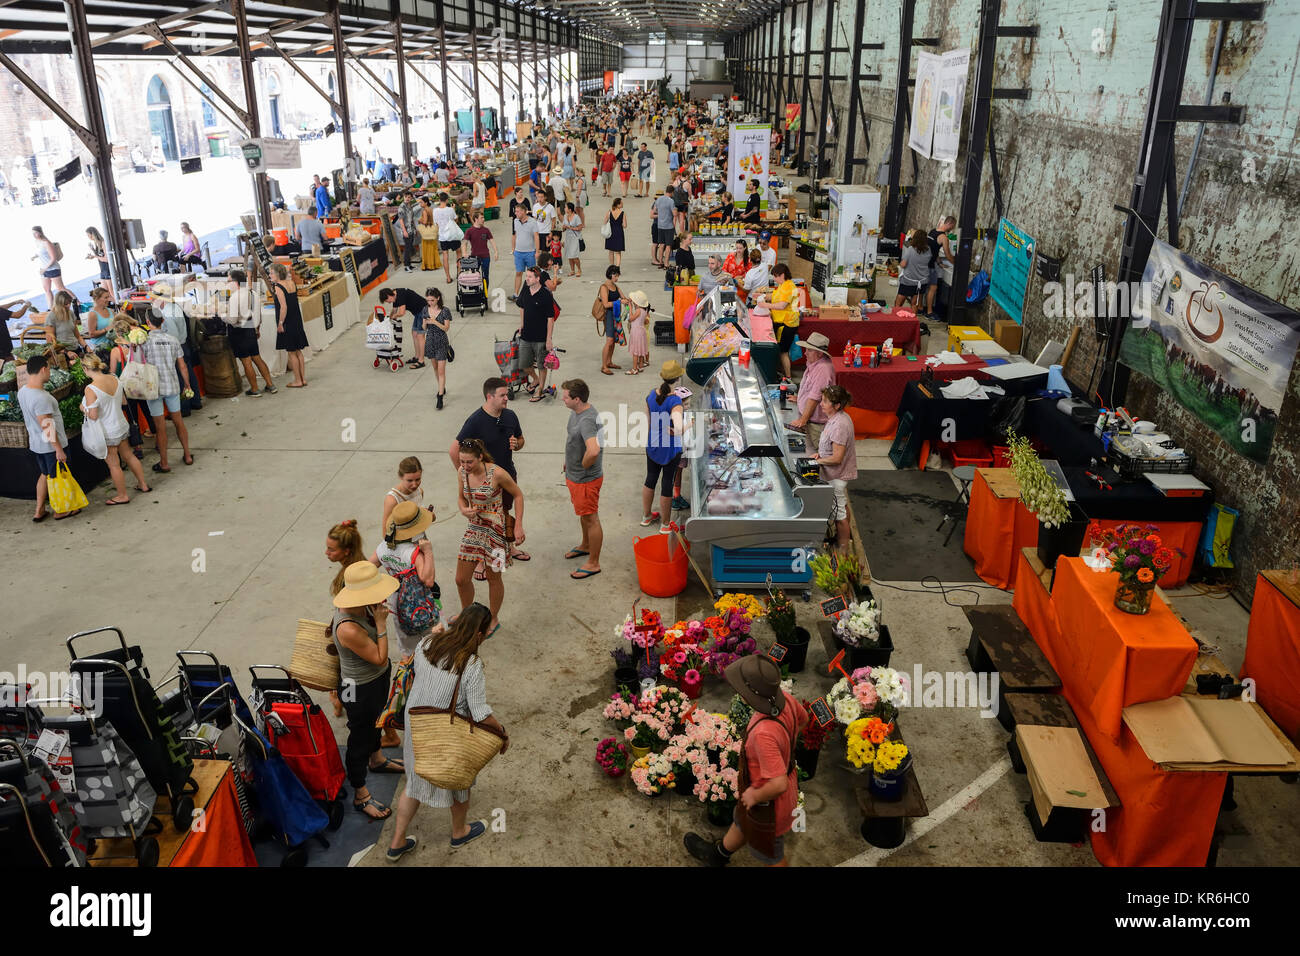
[628,290,652,309]
[660,359,686,380]
[332,561,398,609]
[385,500,432,542]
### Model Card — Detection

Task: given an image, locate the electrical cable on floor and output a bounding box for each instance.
[869,575,1004,609]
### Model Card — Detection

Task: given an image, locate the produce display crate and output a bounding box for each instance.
[1111,447,1196,479]
[0,420,28,449]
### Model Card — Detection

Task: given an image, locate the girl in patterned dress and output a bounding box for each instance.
[454,439,525,637]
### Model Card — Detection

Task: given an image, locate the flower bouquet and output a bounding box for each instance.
[1008,432,1087,568]
[619,608,664,649]
[795,700,830,779]
[624,711,670,757]
[661,643,709,697]
[810,549,863,599]
[647,684,694,732]
[595,736,630,778]
[705,610,758,676]
[693,761,741,824]
[867,740,911,800]
[834,600,882,648]
[1093,522,1175,614]
[630,751,676,796]
[862,666,908,723]
[602,690,638,729]
[714,592,766,622]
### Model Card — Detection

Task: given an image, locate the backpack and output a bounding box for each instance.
[393,565,440,634]
[52,242,63,263]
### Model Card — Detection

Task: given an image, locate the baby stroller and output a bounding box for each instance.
[67,626,199,832]
[25,700,162,866]
[366,305,405,372]
[0,737,88,868]
[248,665,346,829]
[494,332,525,398]
[456,256,488,316]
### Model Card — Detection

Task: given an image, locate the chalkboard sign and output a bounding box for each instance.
[322,289,333,331]
[809,696,834,727]
[820,595,848,618]
[248,233,273,272]
[768,643,788,663]
[339,248,360,294]
[380,211,401,265]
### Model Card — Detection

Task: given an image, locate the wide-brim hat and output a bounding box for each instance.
[660,359,686,381]
[386,500,432,542]
[332,561,398,608]
[628,290,651,309]
[801,332,832,356]
[726,656,786,717]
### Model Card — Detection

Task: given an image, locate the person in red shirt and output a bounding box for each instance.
[722,239,750,282]
[599,148,617,198]
[685,656,806,866]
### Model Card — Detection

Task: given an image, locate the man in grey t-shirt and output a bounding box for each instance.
[17,355,74,521]
[511,203,544,297]
[635,143,654,198]
[653,190,677,267]
[561,378,604,580]
[296,208,326,251]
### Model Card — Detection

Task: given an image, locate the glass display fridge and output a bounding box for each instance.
[826,185,882,278]
[685,287,778,386]
[683,358,833,597]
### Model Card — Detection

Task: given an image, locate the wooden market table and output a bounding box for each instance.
[1242,570,1300,744]
[90,759,257,867]
[794,309,923,356]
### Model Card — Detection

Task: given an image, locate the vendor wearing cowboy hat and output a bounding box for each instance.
[789,331,836,452]
[332,560,405,821]
[684,656,807,867]
[642,359,686,531]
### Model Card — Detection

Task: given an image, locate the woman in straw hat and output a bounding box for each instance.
[332,561,404,820]
[684,656,806,867]
[642,359,686,531]
[370,500,439,657]
[625,289,651,374]
[384,603,508,862]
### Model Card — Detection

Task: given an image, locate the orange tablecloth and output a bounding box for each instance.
[1090,518,1200,588]
[964,469,1039,589]
[1018,552,1225,866]
[1242,573,1300,744]
[673,285,699,345]
[1048,559,1198,741]
[170,763,258,868]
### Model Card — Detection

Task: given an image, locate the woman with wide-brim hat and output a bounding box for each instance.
[332,560,404,820]
[684,656,806,867]
[642,359,686,530]
[789,331,836,453]
[371,500,439,657]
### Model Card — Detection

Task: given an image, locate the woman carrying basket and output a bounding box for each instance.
[385,603,508,862]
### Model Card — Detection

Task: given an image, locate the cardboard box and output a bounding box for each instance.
[817,304,857,321]
[994,319,1023,353]
[1017,724,1111,824]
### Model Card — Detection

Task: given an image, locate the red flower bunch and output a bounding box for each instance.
[799,700,829,751]
[595,737,630,777]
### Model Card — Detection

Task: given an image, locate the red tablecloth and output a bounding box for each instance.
[835,354,988,412]
[1018,552,1225,867]
[1242,572,1300,744]
[796,312,923,356]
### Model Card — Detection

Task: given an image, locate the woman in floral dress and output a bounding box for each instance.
[454,438,525,637]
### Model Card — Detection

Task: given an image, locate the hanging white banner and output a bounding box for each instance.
[908,52,941,159]
[932,49,970,162]
[237,137,301,173]
[728,122,771,210]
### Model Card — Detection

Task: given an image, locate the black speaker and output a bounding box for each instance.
[180,156,203,174]
[53,158,81,188]
[125,218,146,249]
[371,122,381,133]
[324,122,336,137]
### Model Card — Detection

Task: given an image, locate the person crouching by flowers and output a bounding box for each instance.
[684,656,806,867]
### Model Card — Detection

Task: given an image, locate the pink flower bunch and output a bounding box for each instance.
[649,685,693,731]
[692,762,740,803]
[623,710,670,746]
[852,680,879,709]
[602,692,637,723]
[723,608,753,635]
[660,643,708,682]
[621,613,664,649]
[595,737,629,777]
[681,711,740,754]
[851,667,873,683]
[705,631,759,677]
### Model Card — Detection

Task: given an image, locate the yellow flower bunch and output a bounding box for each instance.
[714,593,766,620]
[845,720,877,768]
[873,741,909,774]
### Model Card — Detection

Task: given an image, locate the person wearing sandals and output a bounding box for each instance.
[325,519,366,722]
[371,501,438,658]
[451,378,530,572]
[226,269,277,396]
[625,290,651,375]
[80,353,151,506]
[454,438,525,637]
[19,355,78,522]
[270,263,309,387]
[642,360,685,531]
[421,288,453,410]
[331,561,405,821]
[385,603,509,861]
[597,265,622,376]
[141,312,194,473]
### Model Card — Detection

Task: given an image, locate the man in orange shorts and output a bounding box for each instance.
[561,378,604,580]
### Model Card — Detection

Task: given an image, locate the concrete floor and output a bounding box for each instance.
[4,138,1294,867]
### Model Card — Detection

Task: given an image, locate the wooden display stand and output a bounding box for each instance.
[963,605,1061,731]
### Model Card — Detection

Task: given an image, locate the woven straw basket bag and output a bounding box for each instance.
[289,618,339,691]
[408,673,505,791]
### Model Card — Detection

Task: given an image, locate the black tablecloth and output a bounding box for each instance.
[1063,466,1212,523]
[1024,396,1106,466]
[329,237,389,288]
[895,380,993,442]
[0,433,109,500]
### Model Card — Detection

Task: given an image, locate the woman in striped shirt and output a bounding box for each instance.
[386,603,509,861]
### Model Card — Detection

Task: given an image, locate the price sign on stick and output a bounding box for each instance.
[809,696,834,727]
[826,648,852,684]
[768,643,788,663]
[820,595,847,618]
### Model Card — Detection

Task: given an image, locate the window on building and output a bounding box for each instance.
[199,82,217,129]
[266,72,283,137]
[146,75,179,163]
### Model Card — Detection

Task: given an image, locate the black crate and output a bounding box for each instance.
[653,320,676,346]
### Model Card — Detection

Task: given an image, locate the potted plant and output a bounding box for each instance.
[766,589,811,672]
[1096,522,1176,615]
[610,647,638,694]
[692,759,740,825]
[867,740,912,801]
[795,700,829,779]
[624,711,668,760]
[832,599,891,669]
[595,737,630,778]
[1007,433,1087,569]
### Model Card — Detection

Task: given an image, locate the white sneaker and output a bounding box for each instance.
[659,524,673,534]
[639,512,661,527]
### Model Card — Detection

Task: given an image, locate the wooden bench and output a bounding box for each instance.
[963,605,1061,731]
[1007,693,1120,844]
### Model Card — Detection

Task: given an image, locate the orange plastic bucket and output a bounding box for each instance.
[272,228,290,246]
[634,534,689,597]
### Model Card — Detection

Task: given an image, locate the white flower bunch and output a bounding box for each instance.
[828,677,862,723]
[869,667,908,708]
[834,600,881,647]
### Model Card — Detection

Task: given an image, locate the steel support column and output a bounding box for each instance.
[438,21,453,157]
[469,26,483,146]
[883,0,917,241]
[233,0,271,231]
[495,11,506,143]
[330,1,355,173]
[60,0,130,287]
[546,24,554,120]
[814,0,836,179]
[515,4,525,122]
[393,15,412,166]
[841,0,868,182]
[796,0,815,169]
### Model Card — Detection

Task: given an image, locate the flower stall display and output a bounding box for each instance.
[795,700,829,779]
[828,667,908,724]
[834,600,882,647]
[630,751,676,796]
[811,549,863,598]
[595,737,630,777]
[1091,522,1176,615]
[765,588,811,673]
